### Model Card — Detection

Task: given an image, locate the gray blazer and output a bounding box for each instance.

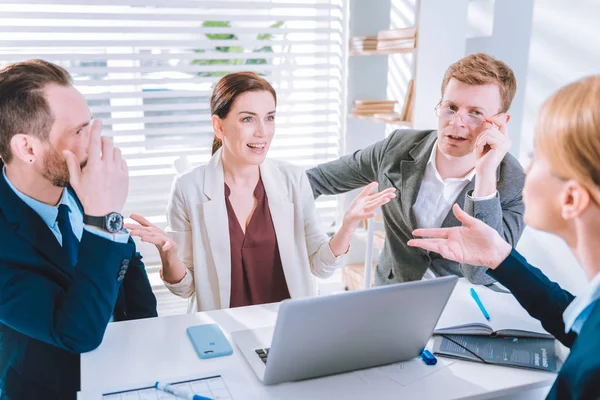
[307,129,525,285]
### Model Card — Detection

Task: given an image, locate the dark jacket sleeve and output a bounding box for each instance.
[118,250,158,321]
[488,249,578,347]
[0,232,133,353]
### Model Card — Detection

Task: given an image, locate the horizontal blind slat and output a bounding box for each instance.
[87,93,338,113]
[0,26,339,34]
[0,40,342,48]
[57,63,339,74]
[0,12,337,22]
[1,0,341,10]
[105,122,339,138]
[83,83,342,100]
[0,52,336,62]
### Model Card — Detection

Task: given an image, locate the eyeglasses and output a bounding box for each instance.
[434,104,501,129]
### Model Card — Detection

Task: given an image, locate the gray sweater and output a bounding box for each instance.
[306,129,525,285]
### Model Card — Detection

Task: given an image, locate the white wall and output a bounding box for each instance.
[514,0,600,295]
[520,0,600,160]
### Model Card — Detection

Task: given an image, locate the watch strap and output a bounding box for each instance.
[83,214,106,228]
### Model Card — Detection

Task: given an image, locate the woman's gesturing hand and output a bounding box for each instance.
[342,182,396,231]
[407,204,512,269]
[125,214,178,257]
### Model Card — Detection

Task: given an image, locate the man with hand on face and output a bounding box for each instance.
[307,53,525,285]
[0,60,157,400]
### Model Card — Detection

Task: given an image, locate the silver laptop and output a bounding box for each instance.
[231,275,457,385]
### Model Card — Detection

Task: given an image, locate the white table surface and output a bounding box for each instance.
[80,298,557,400]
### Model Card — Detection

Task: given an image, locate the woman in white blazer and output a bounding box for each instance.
[127,72,395,312]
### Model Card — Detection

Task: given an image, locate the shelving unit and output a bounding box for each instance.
[344,8,422,290]
[348,114,412,127]
[347,23,418,128]
[349,77,415,128]
[349,47,416,57]
[349,26,417,55]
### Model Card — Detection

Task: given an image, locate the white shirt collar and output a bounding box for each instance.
[427,140,476,184]
[563,271,600,334]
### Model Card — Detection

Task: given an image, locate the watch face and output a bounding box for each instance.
[106,213,124,233]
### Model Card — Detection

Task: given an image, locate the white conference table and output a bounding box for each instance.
[79,293,557,400]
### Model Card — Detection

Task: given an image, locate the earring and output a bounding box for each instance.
[29,159,34,163]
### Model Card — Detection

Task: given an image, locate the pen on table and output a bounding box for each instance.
[155,381,213,400]
[470,287,491,321]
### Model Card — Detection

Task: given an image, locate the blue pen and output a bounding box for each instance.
[155,381,213,400]
[470,288,491,321]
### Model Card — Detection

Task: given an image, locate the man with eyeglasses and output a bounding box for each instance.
[307,53,525,286]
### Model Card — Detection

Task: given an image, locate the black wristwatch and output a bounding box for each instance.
[84,212,124,233]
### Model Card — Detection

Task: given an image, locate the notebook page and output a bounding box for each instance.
[435,279,492,334]
[475,285,551,337]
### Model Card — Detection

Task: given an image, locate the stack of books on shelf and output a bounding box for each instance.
[349,36,378,52]
[351,100,398,118]
[349,27,417,54]
[376,27,417,52]
[351,79,414,124]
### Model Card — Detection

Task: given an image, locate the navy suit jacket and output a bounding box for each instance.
[489,250,600,400]
[0,167,157,400]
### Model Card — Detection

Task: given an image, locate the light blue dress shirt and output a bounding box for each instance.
[563,271,600,335]
[2,167,128,244]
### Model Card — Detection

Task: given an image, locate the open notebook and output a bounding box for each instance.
[434,279,553,339]
[432,335,558,372]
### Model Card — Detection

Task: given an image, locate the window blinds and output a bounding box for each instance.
[0,0,348,315]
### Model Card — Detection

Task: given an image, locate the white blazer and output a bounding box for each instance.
[163,149,343,312]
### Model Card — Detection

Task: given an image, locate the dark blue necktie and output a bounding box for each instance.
[56,204,80,267]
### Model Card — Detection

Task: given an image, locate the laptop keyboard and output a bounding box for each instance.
[255,348,270,364]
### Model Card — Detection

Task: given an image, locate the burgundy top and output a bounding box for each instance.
[225,178,290,308]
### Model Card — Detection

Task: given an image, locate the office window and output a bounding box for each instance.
[0,0,347,316]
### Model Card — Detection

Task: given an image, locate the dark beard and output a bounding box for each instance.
[42,146,87,188]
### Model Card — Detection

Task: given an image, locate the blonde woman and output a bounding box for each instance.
[128,72,395,312]
[408,76,600,399]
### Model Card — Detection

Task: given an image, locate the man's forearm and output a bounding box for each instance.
[306,159,372,199]
[306,138,387,199]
